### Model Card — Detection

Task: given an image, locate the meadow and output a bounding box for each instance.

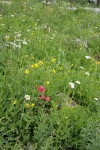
[0,0,100,149]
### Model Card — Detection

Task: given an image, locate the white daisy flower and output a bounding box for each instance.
[85,56,91,59]
[69,82,75,88]
[25,95,30,100]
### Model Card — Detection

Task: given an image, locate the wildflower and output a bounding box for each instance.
[31,64,35,68]
[40,95,45,100]
[94,98,98,101]
[34,63,38,68]
[85,72,90,76]
[25,103,30,108]
[51,69,56,74]
[45,97,50,102]
[71,64,74,67]
[38,61,44,65]
[96,61,100,65]
[85,56,91,59]
[13,100,17,105]
[25,69,29,74]
[17,33,21,37]
[69,82,75,88]
[46,81,50,85]
[5,35,9,39]
[51,58,56,63]
[76,81,81,84]
[23,40,27,45]
[38,86,45,93]
[25,95,30,100]
[80,66,84,70]
[31,103,35,107]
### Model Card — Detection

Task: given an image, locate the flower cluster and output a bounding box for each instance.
[38,85,51,102]
[69,80,81,89]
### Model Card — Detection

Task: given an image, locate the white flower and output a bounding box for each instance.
[76,81,81,84]
[27,29,30,32]
[25,95,30,100]
[15,44,21,48]
[11,15,14,17]
[69,82,75,88]
[5,35,9,38]
[80,66,84,70]
[85,56,91,59]
[94,98,98,101]
[85,72,90,76]
[23,40,27,45]
[17,33,21,37]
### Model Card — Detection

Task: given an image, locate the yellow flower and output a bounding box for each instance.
[31,63,38,68]
[71,64,74,67]
[13,100,17,105]
[34,63,38,68]
[38,60,44,65]
[51,69,56,74]
[25,103,30,108]
[80,44,83,47]
[46,81,50,85]
[31,103,35,107]
[96,61,100,65]
[31,64,35,68]
[38,61,44,65]
[51,58,56,63]
[25,69,29,74]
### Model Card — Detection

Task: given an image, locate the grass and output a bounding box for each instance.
[0,0,100,149]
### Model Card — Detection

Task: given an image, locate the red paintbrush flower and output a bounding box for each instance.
[45,97,50,102]
[38,86,45,93]
[40,95,45,100]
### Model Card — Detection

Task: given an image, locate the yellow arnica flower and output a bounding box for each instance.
[34,63,38,68]
[13,100,17,105]
[51,69,56,74]
[25,69,29,74]
[31,63,38,68]
[31,64,35,68]
[38,61,44,65]
[51,58,56,63]
[25,103,30,108]
[46,81,50,85]
[31,103,35,107]
[96,61,100,65]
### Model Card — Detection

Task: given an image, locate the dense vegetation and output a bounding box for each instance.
[0,0,100,149]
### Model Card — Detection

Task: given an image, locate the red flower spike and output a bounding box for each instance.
[40,95,45,100]
[45,97,50,102]
[38,86,45,93]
